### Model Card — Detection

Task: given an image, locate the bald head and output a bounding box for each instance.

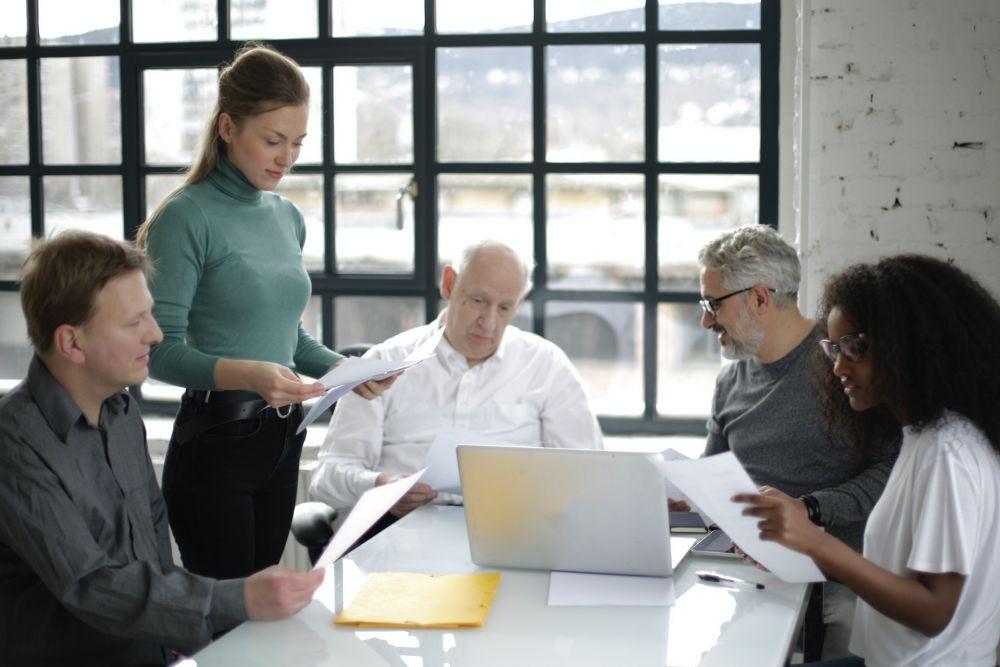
[454,241,533,297]
[440,241,532,366]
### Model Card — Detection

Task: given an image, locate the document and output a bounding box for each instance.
[660,448,713,527]
[336,572,502,627]
[548,572,676,607]
[312,469,428,571]
[297,326,446,434]
[421,426,489,494]
[656,452,825,584]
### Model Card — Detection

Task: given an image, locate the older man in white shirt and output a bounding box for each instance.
[309,240,603,521]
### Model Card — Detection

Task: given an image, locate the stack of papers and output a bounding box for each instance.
[298,326,446,434]
[336,572,502,628]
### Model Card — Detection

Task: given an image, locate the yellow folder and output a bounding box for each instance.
[335,572,502,628]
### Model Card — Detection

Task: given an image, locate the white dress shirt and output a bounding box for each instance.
[309,322,604,509]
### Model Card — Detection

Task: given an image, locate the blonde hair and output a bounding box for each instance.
[136,43,309,250]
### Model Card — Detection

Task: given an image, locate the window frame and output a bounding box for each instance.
[0,0,780,436]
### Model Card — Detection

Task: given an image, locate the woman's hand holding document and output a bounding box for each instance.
[297,326,446,434]
[656,452,825,583]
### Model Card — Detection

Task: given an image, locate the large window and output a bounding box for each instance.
[0,0,778,434]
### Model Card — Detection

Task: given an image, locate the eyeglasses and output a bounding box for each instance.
[818,333,868,363]
[699,286,775,318]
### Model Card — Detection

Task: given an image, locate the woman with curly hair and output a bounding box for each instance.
[736,254,1000,666]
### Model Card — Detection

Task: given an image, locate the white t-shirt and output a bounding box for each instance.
[310,322,604,509]
[850,411,1000,666]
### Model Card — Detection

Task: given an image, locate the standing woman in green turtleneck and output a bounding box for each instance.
[136,44,392,580]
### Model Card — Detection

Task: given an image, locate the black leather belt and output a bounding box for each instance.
[175,389,271,445]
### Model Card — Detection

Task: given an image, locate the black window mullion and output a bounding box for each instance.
[419,42,437,325]
[122,55,141,239]
[759,0,780,228]
[217,0,229,42]
[643,0,659,423]
[530,0,545,337]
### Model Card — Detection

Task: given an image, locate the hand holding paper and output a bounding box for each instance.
[312,468,428,570]
[656,452,825,583]
[297,326,446,434]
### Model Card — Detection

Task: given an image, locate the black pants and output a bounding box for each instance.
[162,395,305,579]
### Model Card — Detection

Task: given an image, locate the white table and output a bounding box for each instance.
[192,506,809,667]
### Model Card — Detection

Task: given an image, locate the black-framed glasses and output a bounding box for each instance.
[699,286,775,318]
[819,333,868,363]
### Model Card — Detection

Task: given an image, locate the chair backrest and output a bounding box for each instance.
[338,343,373,358]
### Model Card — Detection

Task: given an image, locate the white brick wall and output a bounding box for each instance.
[782,0,1000,313]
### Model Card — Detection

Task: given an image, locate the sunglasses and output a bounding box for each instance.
[818,333,868,363]
[699,286,776,318]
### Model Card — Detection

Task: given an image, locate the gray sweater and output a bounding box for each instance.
[705,327,897,551]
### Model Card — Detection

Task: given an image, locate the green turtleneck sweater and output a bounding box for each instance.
[146,157,340,390]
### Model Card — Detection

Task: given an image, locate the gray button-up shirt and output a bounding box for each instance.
[0,356,246,666]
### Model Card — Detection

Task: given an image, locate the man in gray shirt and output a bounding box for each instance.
[696,225,896,660]
[0,232,323,666]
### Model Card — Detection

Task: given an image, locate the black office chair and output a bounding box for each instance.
[291,343,373,565]
[291,502,339,565]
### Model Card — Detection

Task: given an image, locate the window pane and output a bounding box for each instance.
[276,173,325,273]
[0,292,32,381]
[437,174,533,273]
[143,68,217,165]
[547,0,643,32]
[39,0,119,44]
[659,0,760,30]
[335,173,414,275]
[545,301,643,416]
[332,0,424,37]
[140,377,185,401]
[133,0,218,42]
[657,303,722,417]
[334,65,413,165]
[0,59,28,164]
[231,0,318,39]
[659,44,760,162]
[41,57,121,165]
[302,295,323,342]
[547,174,644,291]
[43,176,123,239]
[658,174,758,290]
[0,177,31,280]
[298,68,323,165]
[335,296,425,348]
[145,174,186,218]
[0,0,27,46]
[436,0,532,33]
[547,45,643,162]
[438,47,531,163]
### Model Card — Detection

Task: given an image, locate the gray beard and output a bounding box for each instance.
[719,305,764,360]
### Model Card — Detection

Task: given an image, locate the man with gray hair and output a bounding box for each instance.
[695,224,896,660]
[310,240,602,527]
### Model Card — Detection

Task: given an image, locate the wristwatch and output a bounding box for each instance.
[799,494,823,526]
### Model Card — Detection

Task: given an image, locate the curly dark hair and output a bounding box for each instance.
[815,254,1000,458]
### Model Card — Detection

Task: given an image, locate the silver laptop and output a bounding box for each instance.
[457,445,674,577]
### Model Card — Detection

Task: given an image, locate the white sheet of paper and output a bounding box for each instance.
[312,468,427,571]
[297,327,447,435]
[316,326,445,389]
[656,452,825,583]
[296,380,362,435]
[660,448,713,527]
[420,426,485,493]
[548,571,676,607]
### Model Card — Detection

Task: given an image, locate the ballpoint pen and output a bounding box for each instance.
[696,570,765,590]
